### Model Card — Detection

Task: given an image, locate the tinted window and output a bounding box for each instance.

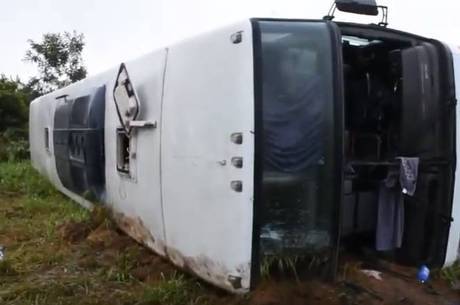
[258,21,338,264]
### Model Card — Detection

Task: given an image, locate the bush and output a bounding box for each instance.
[0,128,29,162]
[4,139,29,162]
[0,77,29,131]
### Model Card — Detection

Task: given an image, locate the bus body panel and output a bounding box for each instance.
[161,20,255,292]
[105,49,168,257]
[445,45,460,267]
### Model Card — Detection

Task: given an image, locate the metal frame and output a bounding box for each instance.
[324,1,389,27]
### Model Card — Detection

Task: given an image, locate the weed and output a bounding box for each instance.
[106,252,136,283]
[260,255,300,280]
[0,260,17,276]
[0,129,29,162]
[140,272,203,305]
[441,261,460,286]
[88,206,113,229]
[4,139,29,162]
[106,266,133,283]
[341,261,362,281]
[0,161,57,198]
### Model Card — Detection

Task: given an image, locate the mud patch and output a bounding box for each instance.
[85,222,133,251]
[57,213,178,284]
[57,220,91,243]
[130,254,175,282]
[339,259,460,305]
[250,279,340,305]
[165,246,252,293]
[113,212,156,246]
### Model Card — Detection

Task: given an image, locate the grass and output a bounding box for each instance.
[260,255,300,280]
[0,161,239,305]
[440,261,460,287]
[140,272,204,305]
[0,161,58,198]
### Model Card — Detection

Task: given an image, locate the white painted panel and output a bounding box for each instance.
[30,96,53,179]
[105,49,168,256]
[161,21,255,292]
[445,45,460,266]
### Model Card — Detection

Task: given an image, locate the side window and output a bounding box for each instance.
[116,129,131,174]
[44,127,50,153]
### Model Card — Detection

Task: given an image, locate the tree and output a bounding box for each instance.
[24,31,87,93]
[0,75,28,131]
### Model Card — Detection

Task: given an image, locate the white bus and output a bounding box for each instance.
[29,0,460,293]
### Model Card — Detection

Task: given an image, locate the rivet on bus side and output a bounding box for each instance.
[231,132,243,144]
[231,181,243,192]
[231,157,243,168]
[230,31,243,44]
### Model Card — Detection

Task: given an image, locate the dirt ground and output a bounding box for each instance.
[1,163,460,305]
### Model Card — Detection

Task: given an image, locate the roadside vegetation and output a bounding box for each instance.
[1,30,88,164]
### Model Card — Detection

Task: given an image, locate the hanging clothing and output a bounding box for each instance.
[376,170,405,251]
[397,157,419,196]
[376,157,419,251]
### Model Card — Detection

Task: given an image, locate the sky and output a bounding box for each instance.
[1,0,459,81]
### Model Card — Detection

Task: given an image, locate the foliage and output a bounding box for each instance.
[0,76,31,162]
[441,261,460,287]
[0,129,29,162]
[0,76,29,131]
[1,30,88,163]
[24,31,87,93]
[3,139,29,162]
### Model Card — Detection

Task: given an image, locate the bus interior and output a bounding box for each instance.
[340,25,455,268]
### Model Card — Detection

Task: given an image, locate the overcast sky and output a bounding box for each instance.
[1,0,459,81]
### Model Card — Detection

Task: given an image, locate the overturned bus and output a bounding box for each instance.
[30,1,460,294]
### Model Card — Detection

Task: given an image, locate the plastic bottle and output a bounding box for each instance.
[417,265,430,283]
